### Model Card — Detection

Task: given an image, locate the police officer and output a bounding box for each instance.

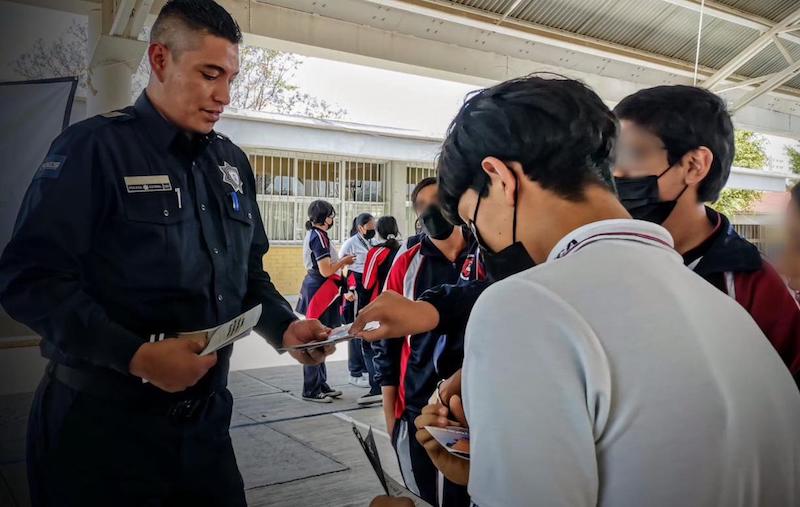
[0,1,332,505]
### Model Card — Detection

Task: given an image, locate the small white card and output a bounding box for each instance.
[278,321,380,351]
[424,425,470,461]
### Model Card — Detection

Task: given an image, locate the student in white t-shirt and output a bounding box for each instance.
[413,75,800,507]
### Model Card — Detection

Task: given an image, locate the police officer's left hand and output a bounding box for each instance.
[283,319,335,365]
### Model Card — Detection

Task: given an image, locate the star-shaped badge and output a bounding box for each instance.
[219,161,243,194]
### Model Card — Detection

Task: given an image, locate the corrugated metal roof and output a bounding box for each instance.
[447,0,800,92]
[715,0,800,23]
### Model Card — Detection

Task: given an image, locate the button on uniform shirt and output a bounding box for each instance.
[463,219,800,507]
[0,92,297,392]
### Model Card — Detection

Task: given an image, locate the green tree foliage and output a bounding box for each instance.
[733,130,767,170]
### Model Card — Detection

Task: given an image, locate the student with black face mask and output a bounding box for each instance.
[613,85,800,386]
[371,179,483,507]
[340,213,378,392]
[415,74,800,507]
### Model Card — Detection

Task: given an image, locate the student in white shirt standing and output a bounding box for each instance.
[412,75,800,507]
[340,213,383,405]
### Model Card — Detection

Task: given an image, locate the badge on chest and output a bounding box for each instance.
[219,162,243,194]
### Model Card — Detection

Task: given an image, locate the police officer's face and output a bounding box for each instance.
[151,33,240,134]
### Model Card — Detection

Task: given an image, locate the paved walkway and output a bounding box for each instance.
[0,360,409,507]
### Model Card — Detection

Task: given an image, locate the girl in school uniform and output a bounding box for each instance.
[296,200,356,402]
[363,216,402,303]
[340,213,378,391]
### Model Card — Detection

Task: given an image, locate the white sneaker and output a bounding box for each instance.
[349,376,370,388]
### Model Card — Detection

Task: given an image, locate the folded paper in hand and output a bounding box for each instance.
[180,304,262,356]
[278,321,380,352]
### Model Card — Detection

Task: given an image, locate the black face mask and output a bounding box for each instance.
[615,165,688,224]
[420,205,455,240]
[363,229,376,240]
[470,178,535,282]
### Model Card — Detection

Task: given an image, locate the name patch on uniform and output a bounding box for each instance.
[34,154,67,179]
[124,175,173,193]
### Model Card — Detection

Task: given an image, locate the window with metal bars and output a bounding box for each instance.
[405,165,437,237]
[247,150,388,244]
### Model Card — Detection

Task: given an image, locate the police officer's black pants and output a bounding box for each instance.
[27,373,246,507]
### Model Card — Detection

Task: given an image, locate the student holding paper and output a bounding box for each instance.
[296,200,357,402]
[0,1,333,504]
[372,178,482,507]
[413,75,800,507]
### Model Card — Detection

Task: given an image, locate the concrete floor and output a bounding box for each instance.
[0,359,422,507]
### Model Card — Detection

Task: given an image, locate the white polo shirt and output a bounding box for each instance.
[463,219,800,507]
[339,233,375,274]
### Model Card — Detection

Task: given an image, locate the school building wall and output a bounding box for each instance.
[262,245,305,296]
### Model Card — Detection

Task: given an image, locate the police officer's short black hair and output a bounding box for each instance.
[306,200,336,230]
[151,0,243,53]
[614,85,734,203]
[436,74,617,224]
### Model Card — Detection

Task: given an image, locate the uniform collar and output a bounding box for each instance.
[134,91,216,153]
[691,207,762,276]
[547,218,679,262]
[420,228,476,262]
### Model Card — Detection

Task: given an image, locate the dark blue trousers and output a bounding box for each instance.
[27,372,245,507]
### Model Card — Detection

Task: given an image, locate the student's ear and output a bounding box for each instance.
[683,147,713,187]
[480,157,517,207]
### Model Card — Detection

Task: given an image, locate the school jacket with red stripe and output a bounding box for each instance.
[372,233,483,419]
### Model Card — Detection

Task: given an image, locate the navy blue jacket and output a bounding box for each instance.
[373,232,483,419]
[0,92,296,394]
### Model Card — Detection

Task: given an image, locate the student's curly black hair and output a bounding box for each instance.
[436,74,617,224]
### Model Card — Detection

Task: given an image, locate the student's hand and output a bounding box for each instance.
[369,496,415,507]
[414,396,470,486]
[129,337,217,393]
[341,254,357,267]
[437,369,462,406]
[351,291,439,341]
[344,291,356,302]
[282,319,335,365]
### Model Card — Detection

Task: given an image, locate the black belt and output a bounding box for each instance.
[47,362,215,421]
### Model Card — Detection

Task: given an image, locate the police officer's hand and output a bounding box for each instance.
[129,338,218,393]
[350,290,439,341]
[283,319,335,365]
[414,396,470,486]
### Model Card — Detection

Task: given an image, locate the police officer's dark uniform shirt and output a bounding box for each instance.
[0,92,298,395]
